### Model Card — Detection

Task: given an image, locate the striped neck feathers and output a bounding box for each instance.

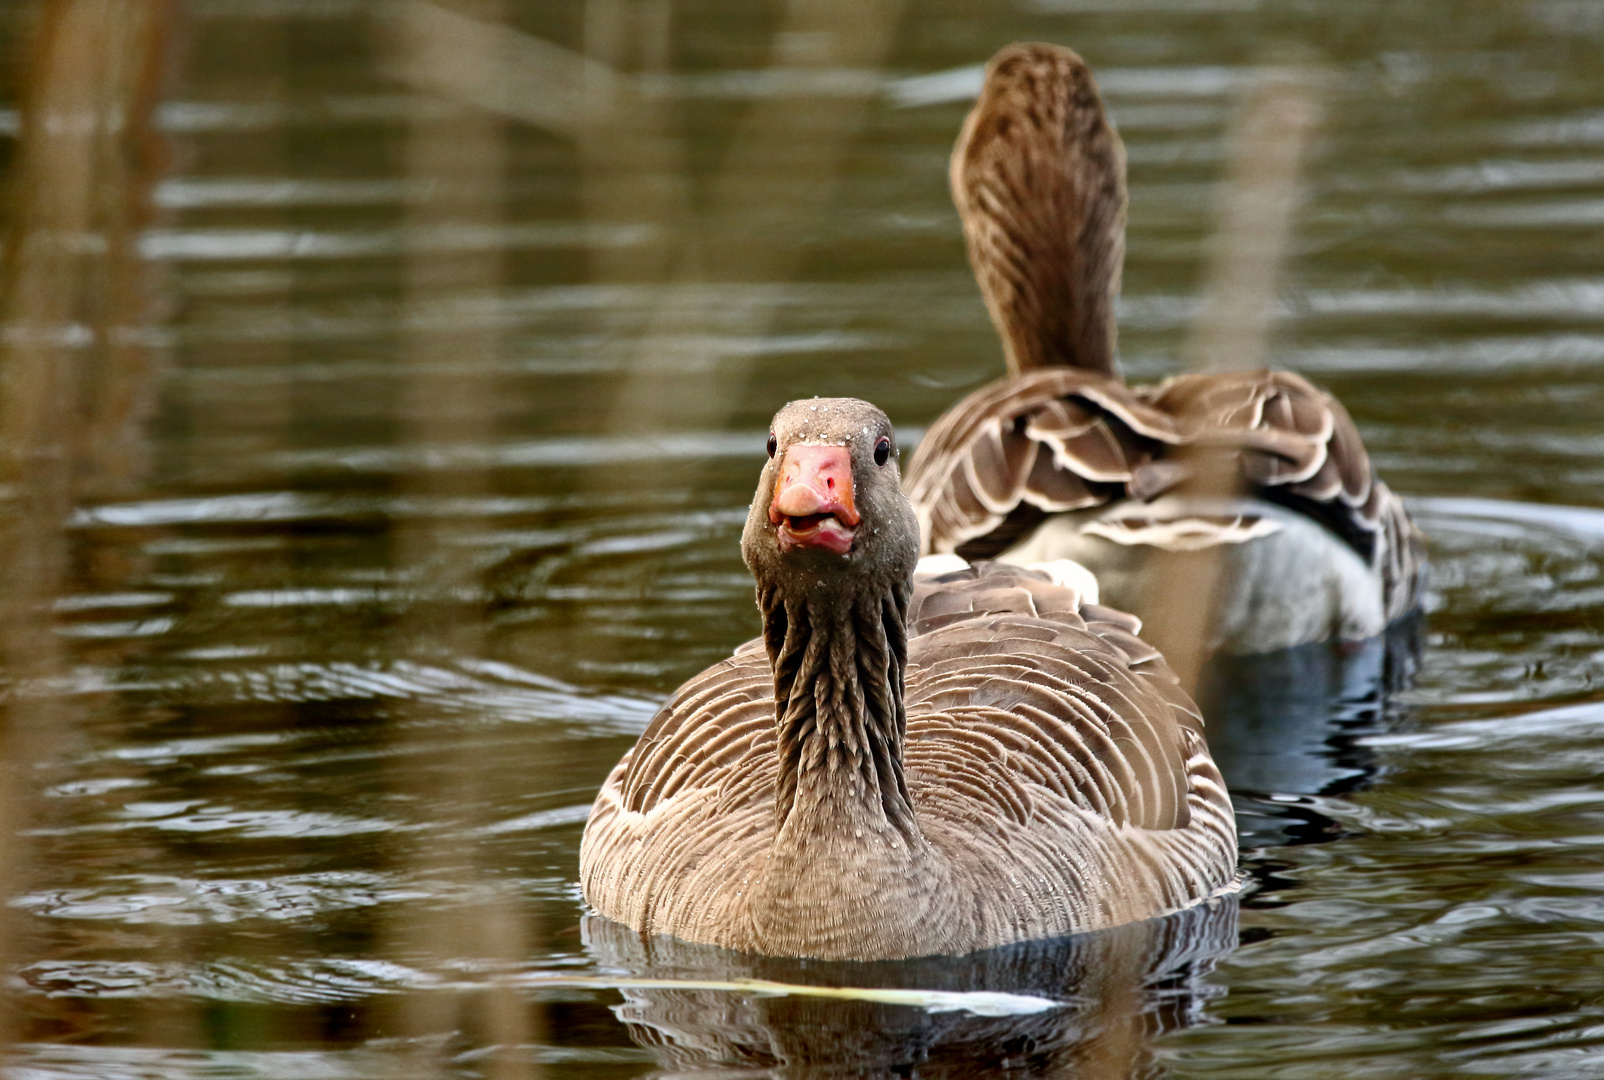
[757,578,919,845]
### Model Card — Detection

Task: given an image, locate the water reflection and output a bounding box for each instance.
[586,899,1239,1078]
[1203,623,1421,799]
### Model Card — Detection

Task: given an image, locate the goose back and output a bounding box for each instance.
[903,367,1425,632]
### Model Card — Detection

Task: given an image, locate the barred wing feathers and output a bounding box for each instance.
[904,368,1424,621]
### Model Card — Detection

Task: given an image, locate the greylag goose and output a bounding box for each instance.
[581,398,1237,961]
[904,43,1425,655]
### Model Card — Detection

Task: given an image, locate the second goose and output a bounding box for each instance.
[904,43,1425,655]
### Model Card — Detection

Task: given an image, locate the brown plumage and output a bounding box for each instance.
[905,44,1425,651]
[580,398,1238,961]
[952,43,1126,376]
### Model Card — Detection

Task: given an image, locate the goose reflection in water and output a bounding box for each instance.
[1201,615,1424,848]
[583,896,1238,1078]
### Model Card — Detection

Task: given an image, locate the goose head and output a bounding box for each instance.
[741,399,919,598]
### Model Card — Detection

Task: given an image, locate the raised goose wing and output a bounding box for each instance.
[904,367,1424,619]
[903,368,1180,560]
[952,43,1126,377]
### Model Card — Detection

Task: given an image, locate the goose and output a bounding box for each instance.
[904,43,1425,655]
[580,398,1237,961]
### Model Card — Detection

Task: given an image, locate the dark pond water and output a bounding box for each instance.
[4,0,1604,1076]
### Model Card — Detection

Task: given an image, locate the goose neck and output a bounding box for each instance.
[759,579,919,845]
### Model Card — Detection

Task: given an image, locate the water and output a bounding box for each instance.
[3,0,1604,1075]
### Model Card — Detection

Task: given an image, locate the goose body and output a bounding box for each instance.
[1003,496,1389,652]
[904,45,1424,654]
[581,399,1237,961]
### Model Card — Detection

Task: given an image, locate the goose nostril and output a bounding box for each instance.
[770,444,859,529]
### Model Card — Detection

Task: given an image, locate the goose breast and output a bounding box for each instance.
[580,559,1238,958]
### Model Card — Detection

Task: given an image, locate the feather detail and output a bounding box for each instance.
[905,367,1425,623]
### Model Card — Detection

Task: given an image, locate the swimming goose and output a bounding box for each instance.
[904,43,1425,655]
[581,398,1237,961]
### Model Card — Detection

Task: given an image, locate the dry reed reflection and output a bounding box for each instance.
[1137,64,1324,692]
[383,1,538,1075]
[1187,65,1323,378]
[602,0,904,447]
[0,0,170,1053]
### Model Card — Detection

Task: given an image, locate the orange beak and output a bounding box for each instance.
[769,444,860,555]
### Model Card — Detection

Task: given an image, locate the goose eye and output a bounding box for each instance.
[874,436,891,467]
[766,432,777,458]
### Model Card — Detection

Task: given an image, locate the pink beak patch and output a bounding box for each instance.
[769,444,860,555]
